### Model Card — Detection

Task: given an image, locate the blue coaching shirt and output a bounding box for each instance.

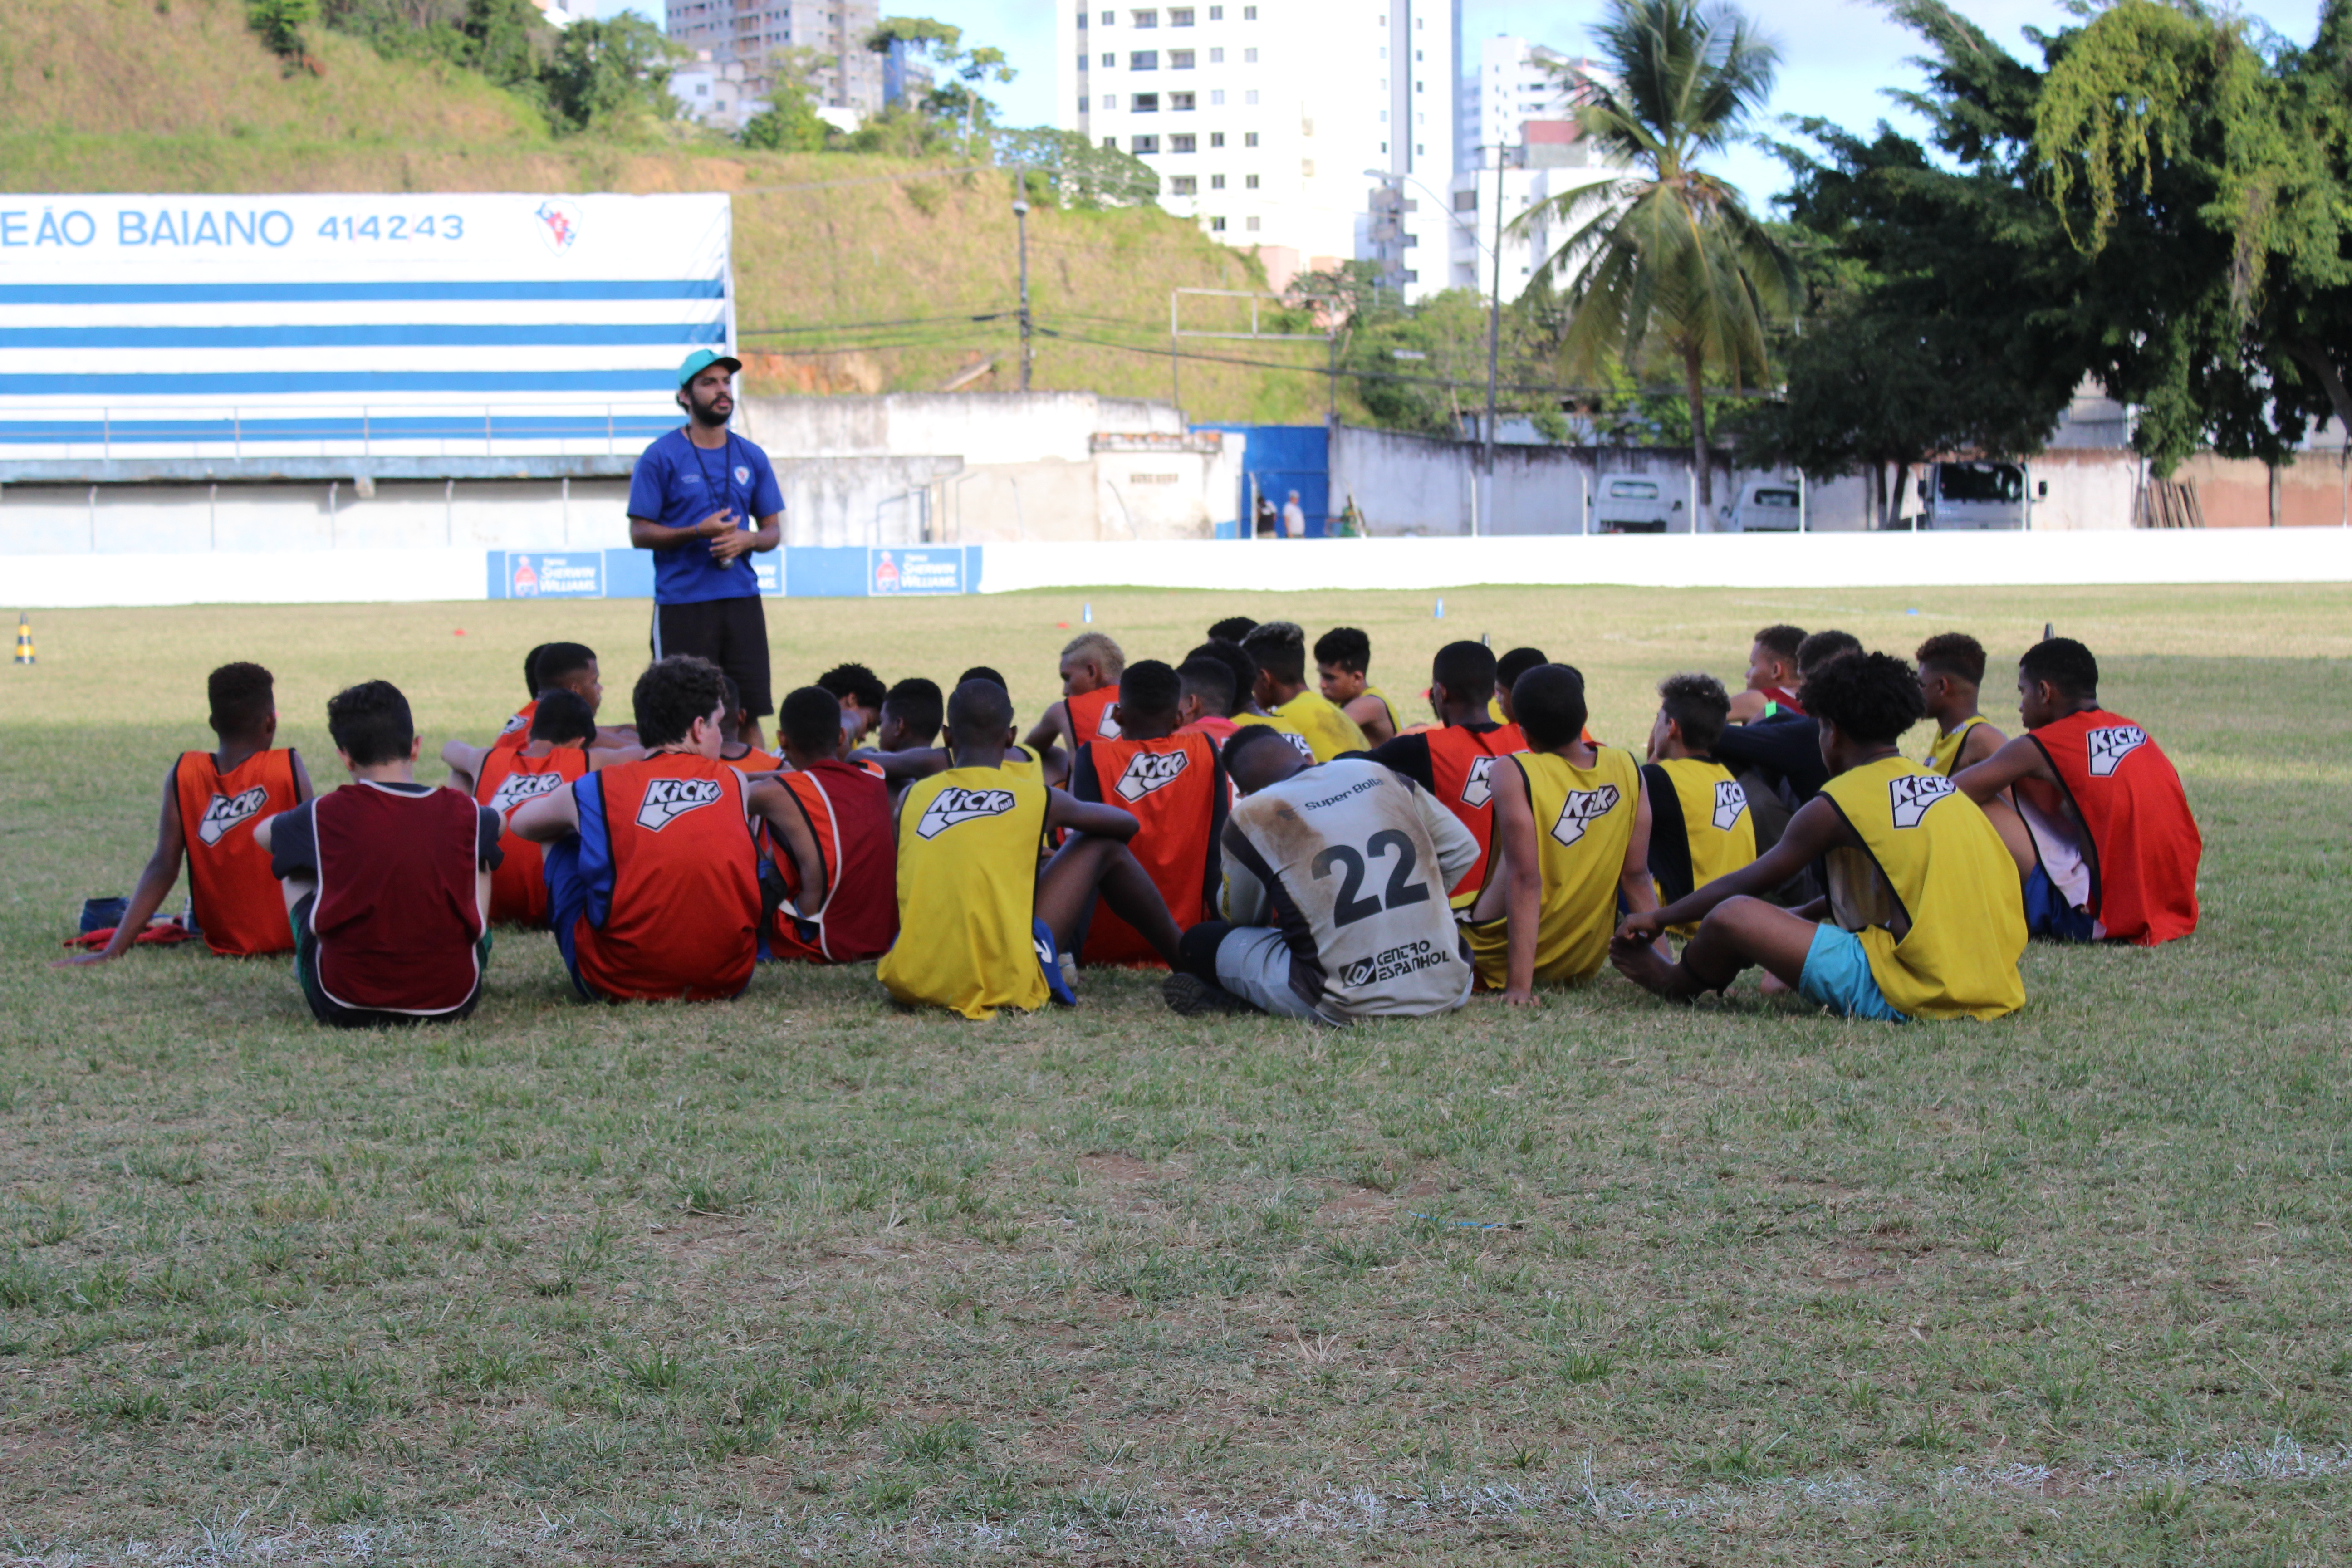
[627,427,785,604]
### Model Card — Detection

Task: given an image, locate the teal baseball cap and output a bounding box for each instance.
[677,348,743,386]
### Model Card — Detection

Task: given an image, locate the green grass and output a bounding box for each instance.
[2,585,2350,1563]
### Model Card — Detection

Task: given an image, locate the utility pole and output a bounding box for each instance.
[1013,170,1033,392]
[1485,143,1504,488]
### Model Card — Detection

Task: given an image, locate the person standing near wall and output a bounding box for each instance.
[1282,489,1307,539]
[627,350,784,747]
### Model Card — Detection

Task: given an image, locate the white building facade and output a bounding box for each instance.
[1447,124,1621,302]
[1467,36,1592,166]
[671,54,772,132]
[1057,1,1458,302]
[664,0,883,116]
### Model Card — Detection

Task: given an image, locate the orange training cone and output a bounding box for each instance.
[11,613,32,666]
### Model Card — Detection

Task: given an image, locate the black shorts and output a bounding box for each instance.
[652,595,772,716]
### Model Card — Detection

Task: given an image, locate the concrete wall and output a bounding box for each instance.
[735,392,1184,464]
[1332,428,1823,537]
[14,529,2352,608]
[0,480,633,555]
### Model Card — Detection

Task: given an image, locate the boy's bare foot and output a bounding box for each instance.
[1610,936,1702,1001]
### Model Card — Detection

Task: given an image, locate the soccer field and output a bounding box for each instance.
[5,583,2350,1565]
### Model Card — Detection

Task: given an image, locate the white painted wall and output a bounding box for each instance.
[15,528,2348,609]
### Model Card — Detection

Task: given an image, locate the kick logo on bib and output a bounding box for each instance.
[2086,725,2149,777]
[488,771,567,815]
[1712,778,1749,832]
[1459,756,1495,809]
[1549,784,1622,846]
[636,777,725,832]
[1115,750,1190,802]
[196,787,269,847]
[917,786,1018,839]
[1888,771,1956,828]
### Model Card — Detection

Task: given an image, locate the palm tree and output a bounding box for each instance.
[1519,0,1796,505]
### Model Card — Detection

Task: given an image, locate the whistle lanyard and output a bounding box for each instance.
[688,432,740,543]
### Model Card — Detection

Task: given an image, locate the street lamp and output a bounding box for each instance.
[1367,159,1509,526]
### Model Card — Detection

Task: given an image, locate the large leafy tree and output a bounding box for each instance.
[1521,0,1797,502]
[2031,0,2352,470]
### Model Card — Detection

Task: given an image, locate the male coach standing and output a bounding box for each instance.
[628,349,784,746]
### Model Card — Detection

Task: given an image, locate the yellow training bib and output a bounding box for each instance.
[1466,746,1640,987]
[1273,689,1369,762]
[1820,754,2026,1020]
[1923,715,1989,777]
[1647,756,1757,936]
[878,767,1051,1019]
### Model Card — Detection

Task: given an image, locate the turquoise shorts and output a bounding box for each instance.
[1797,924,1908,1023]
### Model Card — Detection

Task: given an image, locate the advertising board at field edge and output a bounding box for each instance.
[869,547,965,596]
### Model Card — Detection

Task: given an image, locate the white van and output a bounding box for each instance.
[1591,475,1681,533]
[1718,480,1803,532]
[1925,461,2039,530]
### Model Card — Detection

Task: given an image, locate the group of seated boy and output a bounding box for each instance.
[65,611,2202,1031]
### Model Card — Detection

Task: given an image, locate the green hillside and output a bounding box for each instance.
[0,0,1329,421]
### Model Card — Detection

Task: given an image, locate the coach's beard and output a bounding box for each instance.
[688,392,732,429]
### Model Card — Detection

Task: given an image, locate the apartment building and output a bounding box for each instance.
[1468,35,1596,164]
[1057,1,1459,302]
[1447,122,1618,302]
[664,0,883,115]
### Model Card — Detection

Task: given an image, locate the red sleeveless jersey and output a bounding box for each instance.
[309,783,485,1014]
[2029,708,2201,945]
[1066,686,1123,745]
[475,745,590,927]
[575,755,761,1000]
[766,760,898,962]
[490,701,537,755]
[1425,723,1529,898]
[173,747,302,956]
[1078,731,1222,966]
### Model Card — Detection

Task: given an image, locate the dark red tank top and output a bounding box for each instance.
[309,783,485,1014]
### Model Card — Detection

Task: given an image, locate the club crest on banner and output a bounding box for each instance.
[532,197,582,255]
[2086,725,2149,778]
[1549,784,1622,846]
[196,787,269,847]
[1115,750,1190,802]
[636,776,724,831]
[917,786,1018,838]
[1888,771,1956,829]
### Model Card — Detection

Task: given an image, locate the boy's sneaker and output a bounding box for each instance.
[1163,972,1250,1018]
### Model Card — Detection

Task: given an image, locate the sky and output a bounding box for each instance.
[588,0,2325,210]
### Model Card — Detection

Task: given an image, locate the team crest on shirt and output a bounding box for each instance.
[1094,708,1123,740]
[1115,750,1190,802]
[195,787,268,847]
[488,770,567,815]
[2086,725,2149,777]
[916,786,1018,839]
[1888,771,1956,829]
[1712,778,1749,833]
[636,777,725,832]
[1459,755,1496,809]
[1549,784,1622,846]
[498,710,530,736]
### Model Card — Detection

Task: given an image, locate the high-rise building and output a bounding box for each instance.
[1448,122,1620,303]
[1057,1,1458,303]
[1468,36,1596,164]
[665,0,883,116]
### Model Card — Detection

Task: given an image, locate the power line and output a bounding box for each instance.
[1033,324,1772,399]
[738,312,1014,337]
